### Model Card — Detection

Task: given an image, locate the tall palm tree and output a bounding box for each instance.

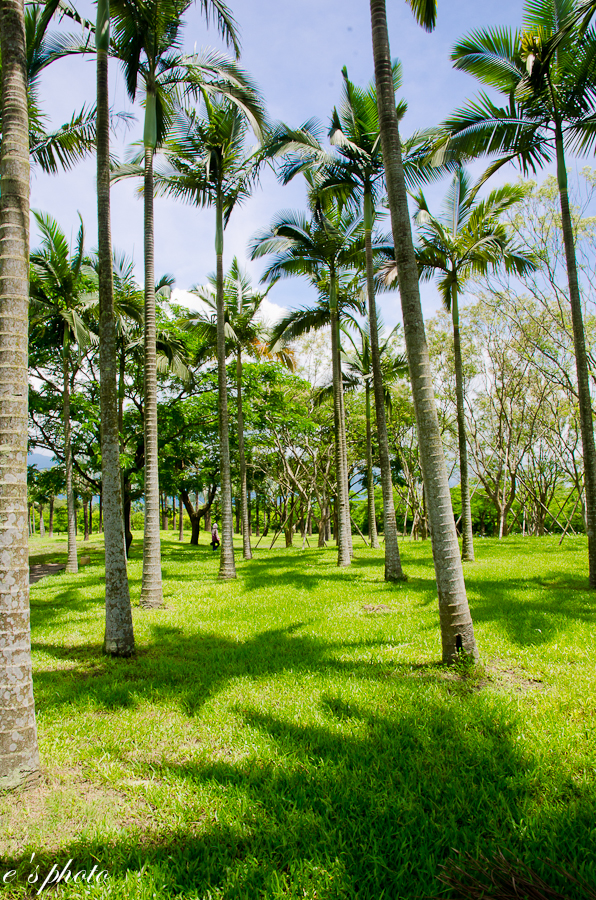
[442,0,596,586]
[343,319,407,550]
[250,200,368,567]
[109,0,257,597]
[0,0,40,790]
[188,259,284,560]
[29,212,97,576]
[409,171,535,561]
[369,0,479,662]
[96,0,133,656]
[151,96,266,578]
[265,71,447,580]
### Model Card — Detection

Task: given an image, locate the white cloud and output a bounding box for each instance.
[257,296,286,326]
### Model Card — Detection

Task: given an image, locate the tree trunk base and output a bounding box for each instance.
[0,767,41,793]
[385,570,407,583]
[139,590,163,609]
[440,618,479,665]
[103,638,135,657]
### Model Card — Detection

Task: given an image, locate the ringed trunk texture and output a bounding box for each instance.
[0,0,40,789]
[452,290,474,562]
[370,0,477,663]
[364,207,403,577]
[365,382,380,549]
[63,343,78,574]
[556,131,596,588]
[330,302,351,567]
[139,145,164,608]
[237,350,252,560]
[215,195,236,579]
[96,14,134,653]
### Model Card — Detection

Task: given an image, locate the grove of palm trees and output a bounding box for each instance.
[1,0,596,897]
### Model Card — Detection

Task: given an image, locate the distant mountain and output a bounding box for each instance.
[28,452,55,470]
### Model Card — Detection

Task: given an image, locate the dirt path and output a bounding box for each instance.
[29,563,66,584]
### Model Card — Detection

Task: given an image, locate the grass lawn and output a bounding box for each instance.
[1,531,596,898]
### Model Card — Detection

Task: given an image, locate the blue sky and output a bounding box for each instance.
[32,0,531,327]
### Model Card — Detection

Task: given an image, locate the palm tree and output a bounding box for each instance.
[265,70,448,580]
[343,320,407,550]
[368,0,478,662]
[0,0,40,790]
[250,199,368,567]
[407,171,535,561]
[188,259,285,560]
[442,0,596,586]
[103,255,190,555]
[151,96,266,578]
[29,212,97,576]
[96,0,133,656]
[109,0,259,598]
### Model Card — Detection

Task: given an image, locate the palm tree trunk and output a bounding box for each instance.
[237,348,252,560]
[452,288,474,561]
[330,272,351,567]
[49,497,54,537]
[215,191,236,579]
[140,142,164,607]
[364,190,403,576]
[63,334,78,574]
[83,498,89,541]
[337,339,354,558]
[0,0,40,789]
[369,0,478,662]
[555,128,596,587]
[97,0,134,650]
[365,380,380,549]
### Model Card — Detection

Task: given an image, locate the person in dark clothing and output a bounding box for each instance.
[210,522,220,550]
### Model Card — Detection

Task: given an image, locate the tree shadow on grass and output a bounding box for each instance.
[29,582,107,630]
[464,572,596,647]
[3,687,595,899]
[31,624,424,717]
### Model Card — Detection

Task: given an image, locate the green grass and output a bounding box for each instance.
[1,532,596,899]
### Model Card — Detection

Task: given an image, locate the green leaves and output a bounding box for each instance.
[444,0,596,185]
[452,28,524,92]
[412,169,537,313]
[29,211,99,351]
[406,0,437,32]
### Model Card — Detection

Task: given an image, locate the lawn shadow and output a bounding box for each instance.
[465,570,596,646]
[31,624,430,717]
[4,685,595,899]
